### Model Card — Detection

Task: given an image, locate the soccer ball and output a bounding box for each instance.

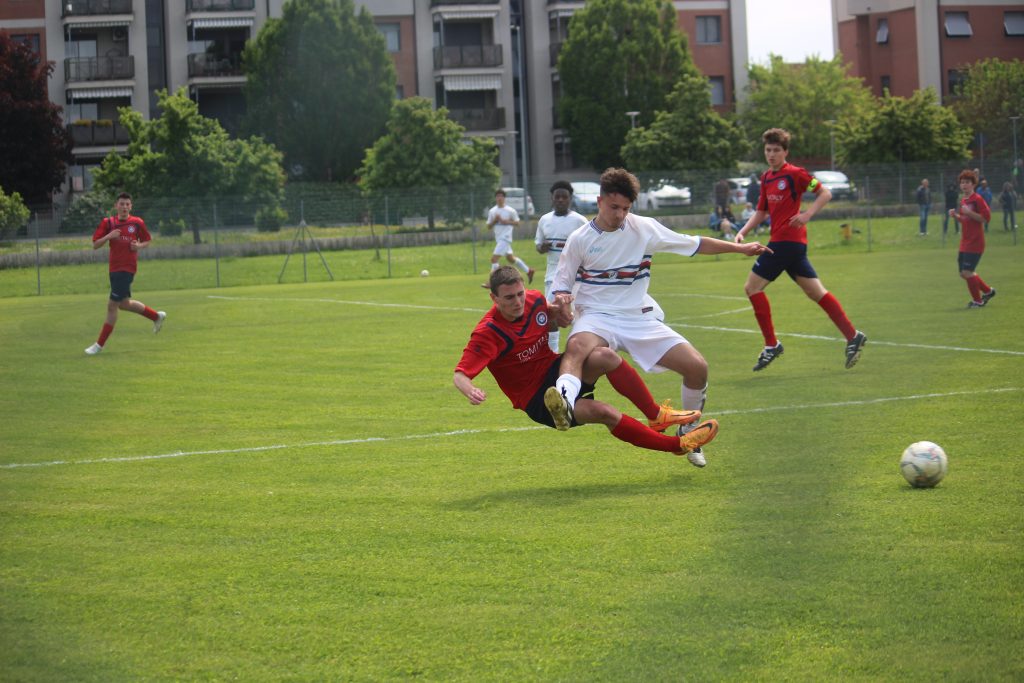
[899,441,948,488]
[420,269,430,277]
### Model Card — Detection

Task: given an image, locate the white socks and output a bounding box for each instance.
[514,257,530,273]
[682,382,708,413]
[555,374,582,405]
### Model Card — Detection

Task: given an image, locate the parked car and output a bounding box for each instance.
[807,171,857,201]
[569,181,601,214]
[725,177,751,205]
[637,182,692,211]
[503,187,535,216]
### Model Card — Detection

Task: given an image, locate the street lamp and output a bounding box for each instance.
[825,119,836,171]
[626,111,640,129]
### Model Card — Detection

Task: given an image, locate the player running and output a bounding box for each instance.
[734,128,866,371]
[948,169,996,308]
[534,180,588,351]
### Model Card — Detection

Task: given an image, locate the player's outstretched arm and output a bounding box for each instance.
[698,236,772,257]
[454,372,487,405]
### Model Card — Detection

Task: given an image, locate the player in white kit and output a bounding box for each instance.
[546,168,771,466]
[534,180,588,351]
[483,189,534,287]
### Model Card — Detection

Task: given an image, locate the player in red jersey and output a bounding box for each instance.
[84,193,166,355]
[454,266,716,458]
[948,169,996,308]
[734,128,866,371]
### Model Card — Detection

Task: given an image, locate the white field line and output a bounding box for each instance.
[3,387,1020,470]
[210,295,1024,357]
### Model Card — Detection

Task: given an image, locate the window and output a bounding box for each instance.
[947,69,965,95]
[944,12,972,37]
[377,23,400,52]
[395,84,404,100]
[67,102,99,122]
[876,18,889,44]
[10,33,41,55]
[880,75,891,93]
[709,76,725,106]
[1005,12,1024,37]
[696,16,721,44]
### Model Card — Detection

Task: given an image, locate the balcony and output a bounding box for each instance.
[65,56,135,82]
[63,0,133,17]
[68,120,131,147]
[430,0,500,5]
[188,53,244,78]
[187,0,256,9]
[447,107,506,131]
[433,45,502,69]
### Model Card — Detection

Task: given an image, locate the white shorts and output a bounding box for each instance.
[492,238,514,256]
[569,311,689,373]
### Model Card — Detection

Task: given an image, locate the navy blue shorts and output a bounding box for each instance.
[108,271,134,302]
[522,356,596,429]
[752,241,818,282]
[957,251,982,272]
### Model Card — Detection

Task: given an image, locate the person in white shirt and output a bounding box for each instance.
[535,180,588,351]
[546,168,771,467]
[483,189,534,287]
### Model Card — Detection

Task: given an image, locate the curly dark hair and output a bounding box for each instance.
[549,180,573,195]
[598,168,640,203]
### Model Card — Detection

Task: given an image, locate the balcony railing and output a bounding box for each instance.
[68,120,131,147]
[188,53,244,78]
[186,0,256,11]
[430,0,499,5]
[63,0,133,17]
[433,45,502,69]
[64,56,135,82]
[447,107,505,131]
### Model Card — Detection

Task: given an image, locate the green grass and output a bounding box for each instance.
[1,227,1022,680]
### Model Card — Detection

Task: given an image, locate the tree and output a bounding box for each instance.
[951,58,1024,161]
[243,0,396,182]
[0,34,73,205]
[358,97,501,229]
[837,88,972,164]
[93,88,285,244]
[0,186,30,242]
[621,72,748,176]
[740,55,874,161]
[557,0,696,170]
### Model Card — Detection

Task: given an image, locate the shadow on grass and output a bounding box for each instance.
[443,473,694,510]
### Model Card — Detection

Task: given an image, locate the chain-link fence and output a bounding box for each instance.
[2,161,1018,297]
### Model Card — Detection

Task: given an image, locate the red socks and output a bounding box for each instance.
[610,415,680,452]
[817,292,857,341]
[749,292,777,347]
[97,323,114,346]
[967,275,990,302]
[607,360,659,420]
[141,306,159,321]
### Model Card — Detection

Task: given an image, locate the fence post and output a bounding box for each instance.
[470,192,477,274]
[33,212,42,296]
[865,176,873,253]
[213,200,221,288]
[385,195,392,278]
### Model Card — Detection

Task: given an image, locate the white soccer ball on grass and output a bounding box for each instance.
[899,441,948,488]
[420,269,430,277]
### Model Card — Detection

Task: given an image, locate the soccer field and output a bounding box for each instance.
[1,243,1022,680]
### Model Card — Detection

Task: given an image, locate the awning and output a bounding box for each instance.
[188,17,255,28]
[441,74,502,91]
[437,9,498,19]
[944,12,972,37]
[67,87,133,101]
[1005,11,1024,36]
[548,9,577,19]
[64,18,132,29]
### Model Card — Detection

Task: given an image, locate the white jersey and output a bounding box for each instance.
[534,209,588,279]
[550,213,701,317]
[486,205,519,245]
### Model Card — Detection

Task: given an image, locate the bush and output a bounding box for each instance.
[0,186,30,242]
[158,218,185,236]
[61,190,115,234]
[255,205,288,232]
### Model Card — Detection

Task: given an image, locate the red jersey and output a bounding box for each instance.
[958,192,990,254]
[757,162,819,244]
[92,215,151,273]
[454,290,557,410]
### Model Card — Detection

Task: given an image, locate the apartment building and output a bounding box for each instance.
[2,0,749,198]
[833,0,1024,99]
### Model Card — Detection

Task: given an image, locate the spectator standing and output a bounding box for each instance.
[943,183,960,235]
[84,192,166,355]
[978,179,993,232]
[746,173,761,206]
[916,179,931,236]
[713,178,730,215]
[999,181,1017,232]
